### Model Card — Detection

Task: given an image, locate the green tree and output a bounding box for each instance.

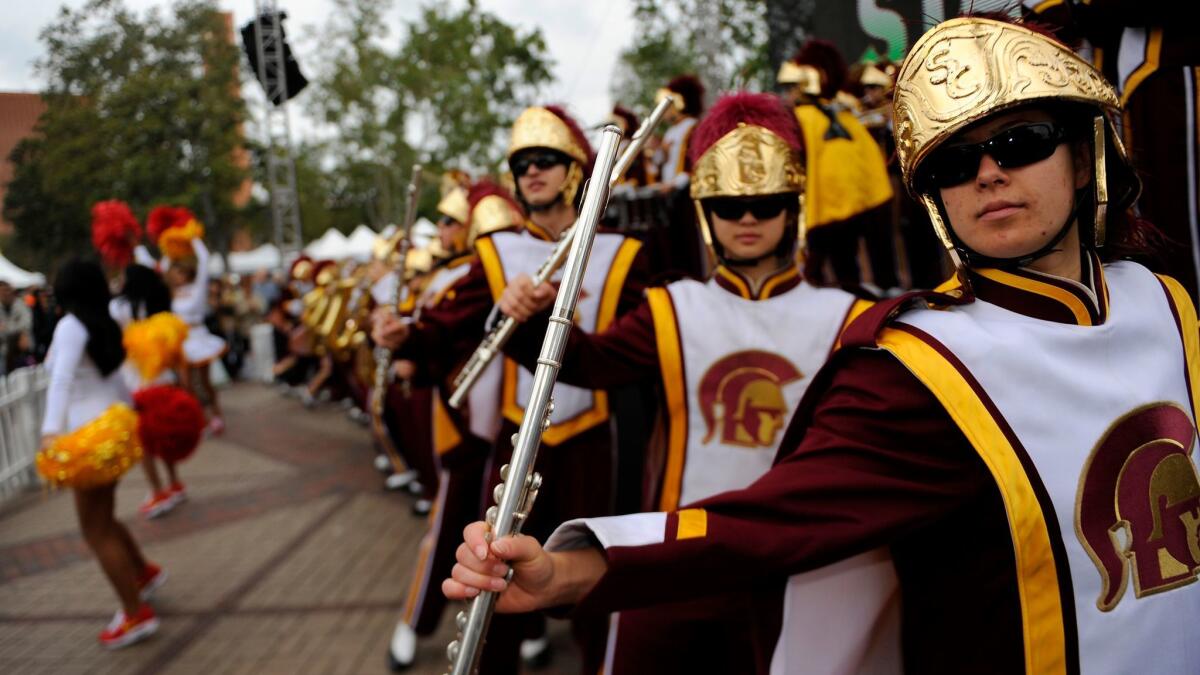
[3,0,249,271]
[610,0,770,111]
[302,0,552,231]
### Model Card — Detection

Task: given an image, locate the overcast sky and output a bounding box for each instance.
[0,0,636,138]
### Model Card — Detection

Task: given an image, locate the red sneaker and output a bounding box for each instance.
[167,481,187,504]
[137,563,168,601]
[138,491,176,519]
[99,604,159,649]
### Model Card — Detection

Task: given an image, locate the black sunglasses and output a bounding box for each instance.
[921,122,1070,189]
[705,195,794,221]
[510,151,568,177]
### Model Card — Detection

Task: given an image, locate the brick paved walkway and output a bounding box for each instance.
[0,383,578,674]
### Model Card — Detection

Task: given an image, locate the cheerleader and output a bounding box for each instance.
[164,238,227,434]
[40,259,164,649]
[111,264,188,518]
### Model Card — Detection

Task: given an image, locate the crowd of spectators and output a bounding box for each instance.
[0,269,286,380]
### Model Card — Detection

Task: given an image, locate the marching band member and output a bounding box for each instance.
[386,182,519,670]
[652,75,705,192]
[374,104,652,672]
[447,16,1200,674]
[496,92,882,673]
[778,40,895,289]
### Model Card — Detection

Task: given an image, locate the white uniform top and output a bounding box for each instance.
[169,240,225,364]
[893,261,1200,674]
[41,314,131,435]
[658,116,697,187]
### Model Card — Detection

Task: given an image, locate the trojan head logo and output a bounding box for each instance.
[699,350,802,448]
[1076,403,1200,611]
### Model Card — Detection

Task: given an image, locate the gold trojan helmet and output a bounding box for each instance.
[859,64,893,90]
[437,186,470,226]
[436,186,471,254]
[466,185,524,248]
[690,94,806,267]
[776,61,823,97]
[507,106,590,207]
[893,17,1138,271]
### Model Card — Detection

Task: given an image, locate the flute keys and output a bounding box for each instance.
[529,472,542,491]
[456,611,467,631]
[499,464,510,481]
[493,483,505,504]
[447,639,461,663]
[485,506,499,526]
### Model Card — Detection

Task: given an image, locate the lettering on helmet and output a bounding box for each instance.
[699,350,802,449]
[1076,402,1200,611]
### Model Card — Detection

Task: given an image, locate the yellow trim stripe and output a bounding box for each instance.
[879,328,1066,674]
[1121,28,1163,106]
[759,267,800,299]
[598,239,643,330]
[402,485,443,623]
[1032,0,1065,12]
[833,299,874,351]
[432,394,462,455]
[977,268,1092,325]
[648,288,688,512]
[501,239,642,445]
[1157,274,1200,422]
[715,266,752,299]
[474,237,506,302]
[676,508,707,540]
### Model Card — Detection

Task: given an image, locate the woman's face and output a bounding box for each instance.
[707,197,790,262]
[165,266,188,288]
[938,109,1090,260]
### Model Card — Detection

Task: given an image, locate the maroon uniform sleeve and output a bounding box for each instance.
[570,348,994,614]
[504,301,660,390]
[395,260,494,382]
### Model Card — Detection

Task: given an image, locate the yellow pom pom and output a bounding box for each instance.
[158,219,205,260]
[36,404,143,489]
[123,312,190,383]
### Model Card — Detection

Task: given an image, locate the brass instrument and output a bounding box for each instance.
[447,96,674,409]
[371,165,423,417]
[444,125,624,675]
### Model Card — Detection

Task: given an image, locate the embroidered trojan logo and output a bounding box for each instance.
[699,350,802,448]
[1076,403,1200,611]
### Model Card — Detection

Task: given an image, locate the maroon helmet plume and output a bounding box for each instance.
[792,40,848,99]
[689,92,803,166]
[666,74,706,116]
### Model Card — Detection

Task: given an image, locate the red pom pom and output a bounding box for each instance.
[689,92,803,166]
[133,385,206,463]
[91,200,142,268]
[146,205,197,241]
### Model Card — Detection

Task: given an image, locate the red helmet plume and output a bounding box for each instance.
[543,105,595,172]
[792,40,847,99]
[689,92,803,166]
[146,205,196,241]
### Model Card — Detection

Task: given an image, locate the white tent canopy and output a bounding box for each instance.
[0,251,46,287]
[208,243,282,276]
[344,225,380,261]
[303,228,350,260]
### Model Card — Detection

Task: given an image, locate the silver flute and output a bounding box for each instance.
[446,96,675,409]
[444,126,624,675]
[370,164,422,418]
